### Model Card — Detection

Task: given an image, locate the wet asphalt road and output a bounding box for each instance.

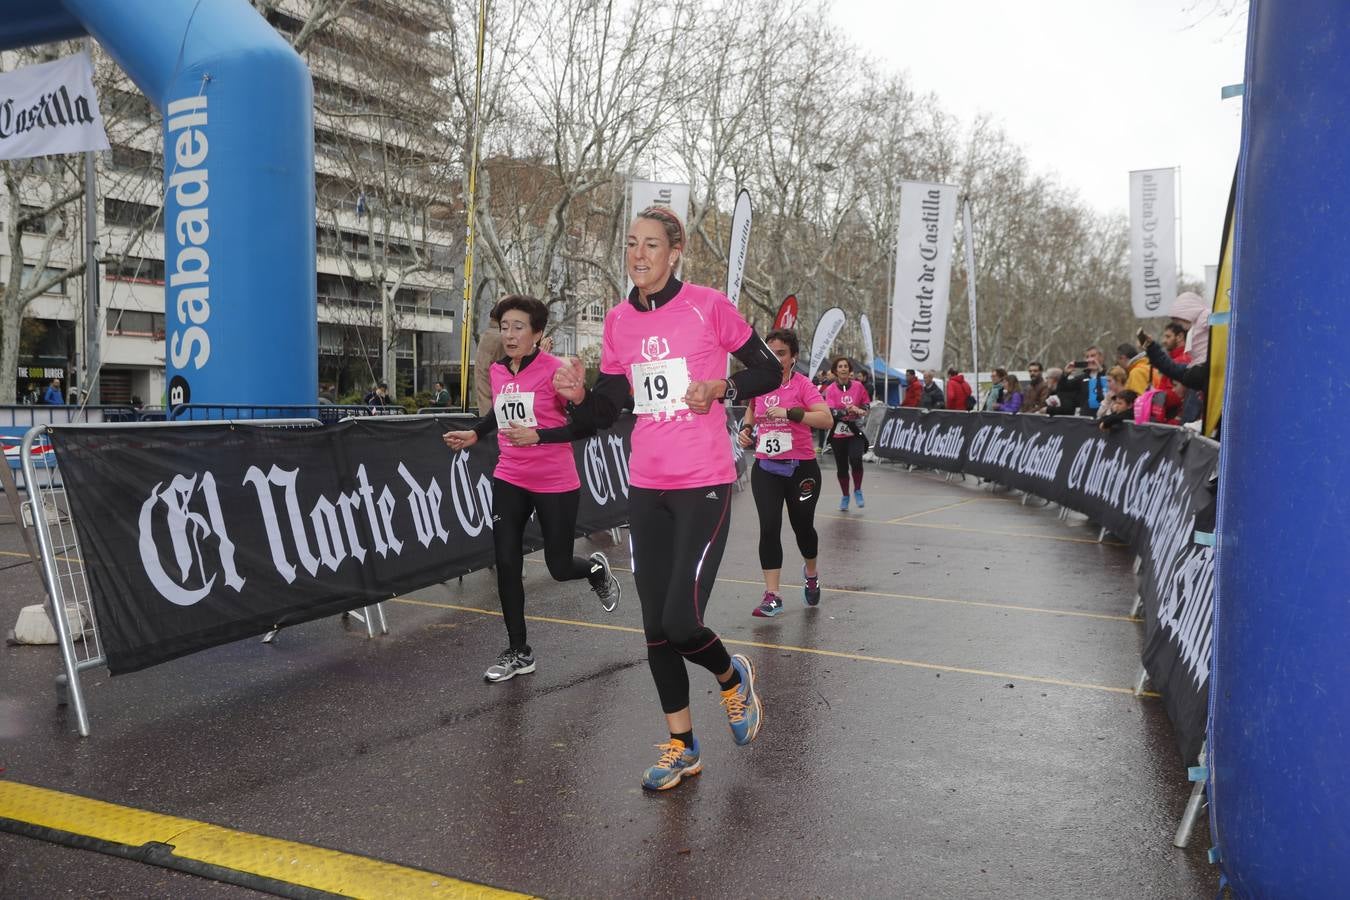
[0,461,1216,898]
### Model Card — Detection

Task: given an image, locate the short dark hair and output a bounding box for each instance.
[1029,361,1042,370]
[1117,389,1139,405]
[764,328,799,356]
[830,355,852,373]
[1116,343,1136,359]
[992,367,1007,379]
[946,367,958,376]
[434,381,444,388]
[1164,322,1187,338]
[492,294,548,333]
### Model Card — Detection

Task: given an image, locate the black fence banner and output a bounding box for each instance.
[49,416,645,674]
[872,407,1217,763]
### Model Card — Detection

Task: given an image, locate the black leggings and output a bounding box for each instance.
[831,435,866,494]
[751,458,821,570]
[492,478,595,651]
[629,484,735,714]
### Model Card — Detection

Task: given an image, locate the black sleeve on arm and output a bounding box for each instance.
[1145,341,1189,383]
[537,418,597,444]
[570,371,631,431]
[471,414,499,439]
[727,333,782,401]
[1181,360,1210,392]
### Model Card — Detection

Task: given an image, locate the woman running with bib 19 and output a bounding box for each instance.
[823,355,871,511]
[442,295,621,684]
[736,329,832,618]
[554,206,781,791]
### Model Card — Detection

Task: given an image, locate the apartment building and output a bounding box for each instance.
[3,0,461,406]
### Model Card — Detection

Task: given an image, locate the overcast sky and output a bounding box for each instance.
[829,0,1246,283]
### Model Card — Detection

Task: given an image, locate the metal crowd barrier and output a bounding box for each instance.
[18,417,390,737]
[170,403,409,426]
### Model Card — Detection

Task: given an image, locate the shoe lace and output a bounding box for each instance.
[654,740,685,767]
[498,649,519,666]
[720,688,747,724]
[760,592,778,607]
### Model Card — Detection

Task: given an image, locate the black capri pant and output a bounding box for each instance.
[751,458,821,569]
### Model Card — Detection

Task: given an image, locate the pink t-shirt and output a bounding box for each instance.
[824,379,871,440]
[600,283,753,489]
[752,372,824,461]
[490,352,580,493]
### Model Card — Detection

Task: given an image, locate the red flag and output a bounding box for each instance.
[772,294,798,330]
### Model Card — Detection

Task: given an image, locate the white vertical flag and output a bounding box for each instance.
[888,181,958,373]
[0,52,110,161]
[725,189,752,305]
[808,307,847,379]
[1129,168,1178,317]
[962,200,979,389]
[860,314,876,370]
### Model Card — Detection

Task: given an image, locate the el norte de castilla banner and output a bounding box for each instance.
[49,413,752,675]
[868,407,1217,764]
[889,181,958,374]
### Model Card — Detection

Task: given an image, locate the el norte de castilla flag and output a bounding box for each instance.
[0,52,110,162]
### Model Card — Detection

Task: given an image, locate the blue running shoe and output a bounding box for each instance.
[803,567,821,607]
[641,737,702,790]
[854,489,865,508]
[721,654,763,746]
[752,591,784,617]
[838,495,849,511]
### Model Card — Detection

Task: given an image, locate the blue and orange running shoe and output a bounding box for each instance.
[721,654,763,746]
[803,567,821,607]
[641,737,702,791]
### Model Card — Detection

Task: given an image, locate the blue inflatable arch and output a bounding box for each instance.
[0,0,317,408]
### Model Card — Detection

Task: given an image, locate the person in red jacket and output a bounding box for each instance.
[1156,322,1191,423]
[945,367,973,410]
[902,370,923,407]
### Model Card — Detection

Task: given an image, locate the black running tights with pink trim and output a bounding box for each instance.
[629,484,735,714]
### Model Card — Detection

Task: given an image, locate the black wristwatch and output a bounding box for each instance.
[722,378,738,403]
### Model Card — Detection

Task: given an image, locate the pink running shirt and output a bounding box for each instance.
[490,352,580,493]
[824,379,871,440]
[752,372,823,461]
[600,283,753,489]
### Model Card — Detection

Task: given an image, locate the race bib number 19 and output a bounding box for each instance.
[631,358,690,415]
[757,430,793,456]
[495,391,538,428]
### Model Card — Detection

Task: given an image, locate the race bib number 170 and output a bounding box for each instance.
[495,391,538,428]
[630,358,690,415]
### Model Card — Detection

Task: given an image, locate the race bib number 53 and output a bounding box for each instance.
[757,430,793,456]
[630,358,690,415]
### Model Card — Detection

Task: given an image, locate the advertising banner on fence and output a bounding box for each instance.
[890,181,958,374]
[0,52,110,161]
[50,411,752,675]
[1129,167,1178,318]
[871,407,1217,763]
[807,307,846,379]
[50,417,633,673]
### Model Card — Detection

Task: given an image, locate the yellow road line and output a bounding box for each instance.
[886,498,978,523]
[392,598,1158,698]
[0,781,529,900]
[518,557,1138,624]
[710,576,1140,624]
[816,514,1126,546]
